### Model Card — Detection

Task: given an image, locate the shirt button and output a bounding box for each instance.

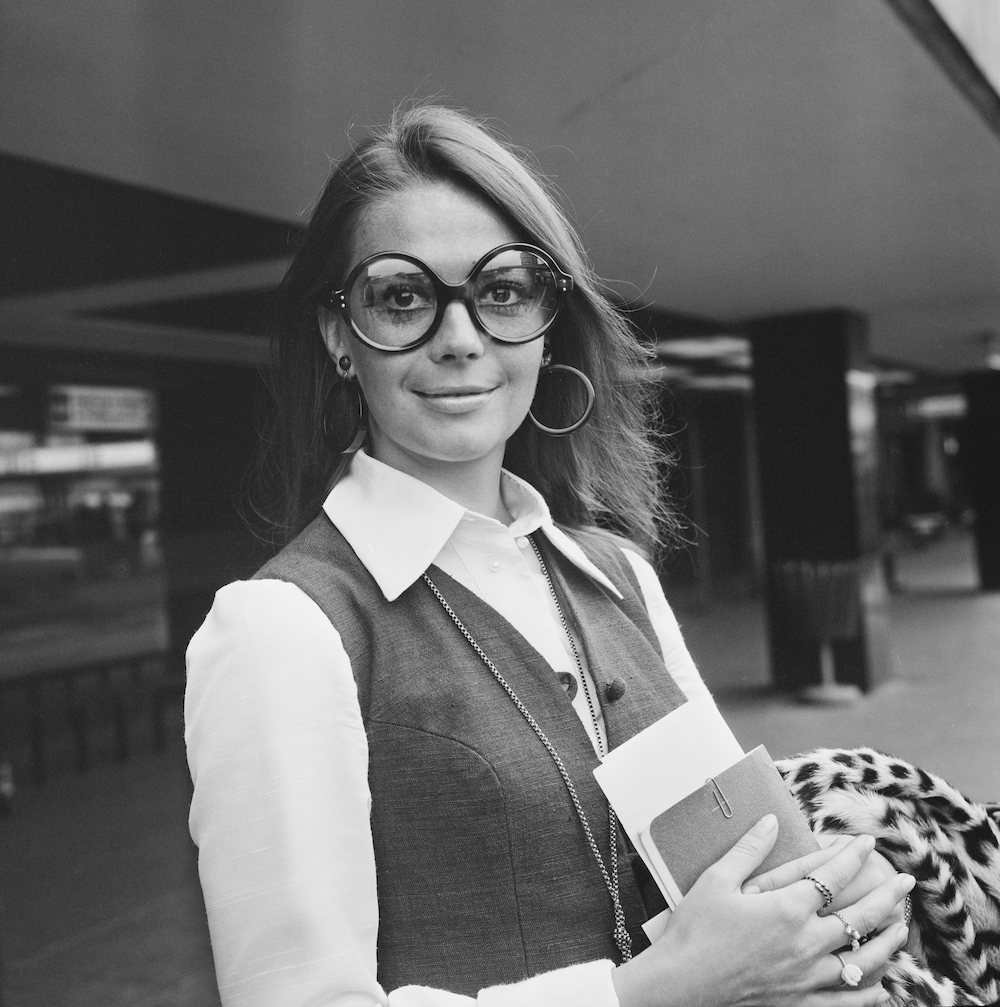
[490,560,501,572]
[516,537,529,548]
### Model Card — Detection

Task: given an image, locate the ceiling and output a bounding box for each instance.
[1,0,998,373]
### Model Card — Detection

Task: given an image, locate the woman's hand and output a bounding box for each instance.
[745,834,908,933]
[612,815,914,1007]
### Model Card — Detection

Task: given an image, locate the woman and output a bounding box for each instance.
[185,105,913,1007]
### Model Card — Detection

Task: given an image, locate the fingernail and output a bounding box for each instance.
[859,834,876,852]
[754,814,777,835]
[876,992,891,1004]
[743,884,761,895]
[901,873,916,892]
[897,925,909,946]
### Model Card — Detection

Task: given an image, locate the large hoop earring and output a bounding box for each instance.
[528,363,596,436]
[323,376,367,454]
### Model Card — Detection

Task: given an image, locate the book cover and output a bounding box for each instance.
[639,745,820,908]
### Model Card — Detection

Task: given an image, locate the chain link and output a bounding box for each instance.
[422,539,633,963]
[527,537,632,960]
[527,537,606,759]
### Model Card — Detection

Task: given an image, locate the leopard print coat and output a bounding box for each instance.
[777,748,1000,1007]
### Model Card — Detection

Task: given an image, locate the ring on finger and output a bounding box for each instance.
[831,910,863,951]
[805,874,835,909]
[836,952,864,987]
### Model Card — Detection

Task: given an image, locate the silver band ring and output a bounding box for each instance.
[805,874,835,908]
[836,952,864,987]
[831,910,863,951]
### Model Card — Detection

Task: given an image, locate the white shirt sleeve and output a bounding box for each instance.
[620,548,713,703]
[184,579,621,1007]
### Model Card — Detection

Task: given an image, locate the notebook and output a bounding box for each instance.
[638,744,820,909]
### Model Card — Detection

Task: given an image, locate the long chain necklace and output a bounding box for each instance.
[421,534,633,963]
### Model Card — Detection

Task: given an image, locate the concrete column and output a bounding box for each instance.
[962,371,1000,591]
[749,309,890,693]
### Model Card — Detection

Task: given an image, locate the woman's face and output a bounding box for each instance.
[320,181,546,486]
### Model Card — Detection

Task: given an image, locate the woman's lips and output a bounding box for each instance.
[414,386,496,413]
[418,386,493,397]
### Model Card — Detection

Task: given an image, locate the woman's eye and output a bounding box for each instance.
[380,282,432,312]
[486,284,515,304]
[479,278,529,309]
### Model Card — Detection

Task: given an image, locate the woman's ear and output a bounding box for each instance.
[317,305,348,363]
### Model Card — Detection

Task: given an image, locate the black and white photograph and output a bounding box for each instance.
[1,2,998,1005]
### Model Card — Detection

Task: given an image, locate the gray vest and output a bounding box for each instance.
[255,516,687,994]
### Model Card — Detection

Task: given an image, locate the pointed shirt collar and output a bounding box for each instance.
[322,451,622,602]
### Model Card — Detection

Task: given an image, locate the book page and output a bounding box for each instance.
[593,695,744,855]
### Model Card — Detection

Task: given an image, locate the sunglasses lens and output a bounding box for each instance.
[473,248,561,342]
[347,258,437,348]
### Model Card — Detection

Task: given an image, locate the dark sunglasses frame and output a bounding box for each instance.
[325,242,574,353]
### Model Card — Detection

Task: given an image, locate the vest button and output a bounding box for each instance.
[605,678,626,702]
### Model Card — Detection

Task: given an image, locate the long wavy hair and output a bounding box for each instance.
[252,105,677,554]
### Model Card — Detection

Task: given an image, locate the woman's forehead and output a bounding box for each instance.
[350,182,519,279]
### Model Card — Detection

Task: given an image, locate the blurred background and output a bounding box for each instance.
[1,1,998,1004]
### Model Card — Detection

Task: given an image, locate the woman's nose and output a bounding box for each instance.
[428,299,486,360]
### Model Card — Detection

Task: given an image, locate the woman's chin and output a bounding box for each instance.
[371,428,510,474]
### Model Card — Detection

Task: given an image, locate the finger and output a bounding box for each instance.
[806,984,891,1006]
[816,921,909,988]
[809,925,903,995]
[705,814,779,890]
[796,834,876,909]
[816,833,856,852]
[820,847,903,920]
[856,920,910,969]
[867,895,906,935]
[824,875,915,951]
[743,836,851,895]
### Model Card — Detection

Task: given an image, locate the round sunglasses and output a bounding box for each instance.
[326,242,574,352]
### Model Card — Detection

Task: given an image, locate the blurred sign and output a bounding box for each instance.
[0,481,44,514]
[905,394,967,420]
[49,385,156,433]
[0,440,157,477]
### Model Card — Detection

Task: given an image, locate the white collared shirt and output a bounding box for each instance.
[185,452,712,1007]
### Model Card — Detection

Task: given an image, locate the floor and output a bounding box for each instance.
[1,532,997,1006]
[0,745,216,1007]
[680,533,1000,803]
